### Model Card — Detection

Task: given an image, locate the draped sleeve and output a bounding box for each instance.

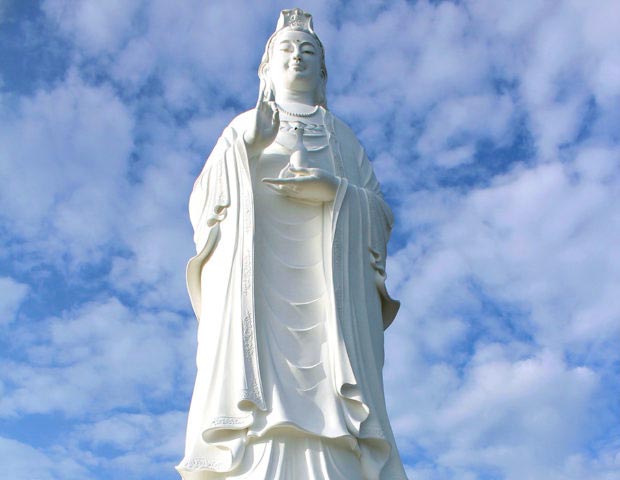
[326,113,407,478]
[178,111,266,477]
[189,135,232,254]
[356,147,399,328]
[330,116,400,330]
[185,116,252,323]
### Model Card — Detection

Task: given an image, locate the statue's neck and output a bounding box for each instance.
[275,90,317,110]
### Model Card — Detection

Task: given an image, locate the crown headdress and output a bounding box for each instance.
[276,8,315,34]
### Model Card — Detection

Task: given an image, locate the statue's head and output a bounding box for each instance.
[259,8,328,106]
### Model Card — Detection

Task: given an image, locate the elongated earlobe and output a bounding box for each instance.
[258,64,272,102]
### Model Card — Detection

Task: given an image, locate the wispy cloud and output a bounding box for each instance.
[0,277,29,325]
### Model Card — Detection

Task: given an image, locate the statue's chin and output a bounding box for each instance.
[275,76,318,94]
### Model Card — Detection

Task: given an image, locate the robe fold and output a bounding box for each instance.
[177,108,407,479]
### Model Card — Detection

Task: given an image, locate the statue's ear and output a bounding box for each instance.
[258,63,271,102]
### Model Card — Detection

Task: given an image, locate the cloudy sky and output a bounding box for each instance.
[1,0,619,478]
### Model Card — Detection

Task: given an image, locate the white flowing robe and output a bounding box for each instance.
[177,108,406,479]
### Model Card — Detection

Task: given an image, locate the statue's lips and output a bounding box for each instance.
[290,64,306,71]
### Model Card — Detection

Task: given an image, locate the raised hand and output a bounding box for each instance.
[243,85,280,156]
[262,165,340,203]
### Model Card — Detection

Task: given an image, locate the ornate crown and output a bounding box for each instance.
[276,8,314,34]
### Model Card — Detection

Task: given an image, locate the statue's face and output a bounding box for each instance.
[268,29,322,98]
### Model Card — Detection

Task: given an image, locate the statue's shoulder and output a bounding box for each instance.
[325,110,348,130]
[326,110,363,151]
[225,109,255,132]
[205,110,254,148]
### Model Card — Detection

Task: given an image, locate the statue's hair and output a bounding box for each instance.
[258,27,328,107]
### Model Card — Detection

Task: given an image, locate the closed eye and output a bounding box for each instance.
[278,40,293,52]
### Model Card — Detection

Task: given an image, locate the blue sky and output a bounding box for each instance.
[1,0,619,478]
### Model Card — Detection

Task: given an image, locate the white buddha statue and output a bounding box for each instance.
[177,8,407,479]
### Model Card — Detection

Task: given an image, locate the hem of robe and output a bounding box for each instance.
[176,423,391,480]
[176,428,364,480]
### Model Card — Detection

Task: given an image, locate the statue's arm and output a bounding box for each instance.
[350,146,400,328]
[355,147,395,268]
[332,116,394,229]
[190,109,266,255]
[189,125,239,255]
[186,118,252,320]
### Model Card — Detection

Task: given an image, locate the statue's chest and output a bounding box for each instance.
[275,120,329,150]
[258,120,333,177]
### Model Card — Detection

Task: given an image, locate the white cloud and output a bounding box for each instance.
[386,343,599,479]
[560,445,620,480]
[0,297,195,417]
[84,411,184,453]
[0,436,88,480]
[417,94,515,167]
[484,0,620,159]
[0,277,29,325]
[108,146,197,309]
[43,0,142,55]
[391,149,620,352]
[0,71,134,263]
[385,143,620,476]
